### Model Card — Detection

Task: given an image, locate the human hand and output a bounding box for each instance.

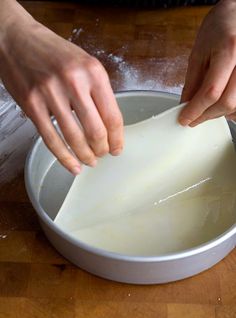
[0,1,123,175]
[179,0,236,127]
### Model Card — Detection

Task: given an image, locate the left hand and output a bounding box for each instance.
[179,0,236,127]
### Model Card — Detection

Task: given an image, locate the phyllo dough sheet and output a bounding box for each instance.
[54,105,236,255]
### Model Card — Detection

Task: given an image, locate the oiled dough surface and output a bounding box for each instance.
[54,105,236,256]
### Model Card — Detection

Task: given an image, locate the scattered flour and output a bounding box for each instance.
[0,83,36,183]
[70,27,185,94]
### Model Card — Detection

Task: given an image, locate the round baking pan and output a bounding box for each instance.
[25,91,236,284]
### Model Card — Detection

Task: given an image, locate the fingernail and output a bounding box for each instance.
[111,148,123,156]
[71,166,81,176]
[179,117,191,126]
[89,159,97,167]
[189,121,199,127]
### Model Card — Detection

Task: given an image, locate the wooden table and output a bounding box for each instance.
[0,2,236,317]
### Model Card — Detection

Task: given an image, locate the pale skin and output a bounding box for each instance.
[0,0,124,175]
[0,0,236,175]
[179,0,236,125]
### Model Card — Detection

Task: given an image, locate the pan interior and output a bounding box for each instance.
[39,92,180,220]
[38,92,236,256]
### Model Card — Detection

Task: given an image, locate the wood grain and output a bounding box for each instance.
[0,1,235,317]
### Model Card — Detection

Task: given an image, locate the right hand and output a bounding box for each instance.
[179,0,236,127]
[0,5,123,175]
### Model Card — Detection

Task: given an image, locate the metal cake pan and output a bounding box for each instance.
[25,91,236,284]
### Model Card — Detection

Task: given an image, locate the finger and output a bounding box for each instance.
[179,52,236,126]
[181,53,206,103]
[189,110,223,127]
[190,67,236,126]
[91,81,124,156]
[226,113,236,120]
[44,87,97,167]
[71,91,110,158]
[30,103,81,175]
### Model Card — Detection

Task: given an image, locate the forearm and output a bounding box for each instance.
[0,1,35,54]
[0,0,34,27]
[216,0,236,13]
[219,0,236,5]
